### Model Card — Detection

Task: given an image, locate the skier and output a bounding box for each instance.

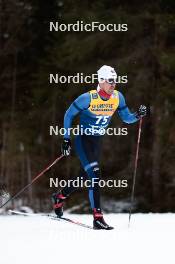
[52,65,147,230]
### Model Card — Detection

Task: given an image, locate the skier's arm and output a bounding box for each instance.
[117,91,138,124]
[64,92,91,139]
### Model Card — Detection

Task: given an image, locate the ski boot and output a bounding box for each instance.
[93,208,114,230]
[51,191,66,217]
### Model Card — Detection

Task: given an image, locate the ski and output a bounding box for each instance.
[8,210,93,230]
[54,216,93,229]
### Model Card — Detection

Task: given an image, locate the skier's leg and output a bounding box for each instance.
[52,133,101,217]
[75,135,102,209]
[61,167,87,197]
[52,167,86,217]
[75,135,114,230]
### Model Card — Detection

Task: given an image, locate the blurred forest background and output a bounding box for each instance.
[0,0,175,213]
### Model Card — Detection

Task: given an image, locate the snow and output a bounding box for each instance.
[0,213,174,264]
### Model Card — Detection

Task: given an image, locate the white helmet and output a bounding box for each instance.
[97,65,117,82]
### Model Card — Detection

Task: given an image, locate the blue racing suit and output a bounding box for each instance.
[61,89,138,209]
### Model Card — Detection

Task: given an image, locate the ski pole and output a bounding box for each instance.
[128,118,143,227]
[0,154,64,209]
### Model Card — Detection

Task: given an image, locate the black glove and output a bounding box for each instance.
[136,105,147,118]
[61,138,71,156]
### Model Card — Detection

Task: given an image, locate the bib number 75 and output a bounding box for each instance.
[96,116,109,125]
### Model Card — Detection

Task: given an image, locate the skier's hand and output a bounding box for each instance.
[136,105,147,118]
[61,138,71,156]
